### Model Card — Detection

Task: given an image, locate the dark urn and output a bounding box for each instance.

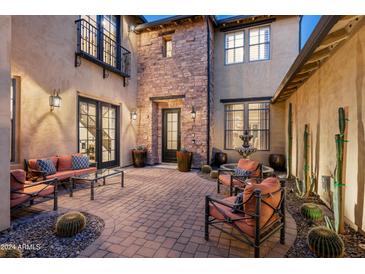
[269,154,286,171]
[214,152,227,166]
[132,146,147,167]
[176,149,193,172]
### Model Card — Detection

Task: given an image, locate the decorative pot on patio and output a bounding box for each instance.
[132,146,147,168]
[269,154,286,171]
[214,152,227,166]
[176,148,193,172]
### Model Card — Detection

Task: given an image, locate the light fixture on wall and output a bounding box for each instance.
[49,89,62,111]
[130,111,137,121]
[191,106,196,120]
[128,24,136,33]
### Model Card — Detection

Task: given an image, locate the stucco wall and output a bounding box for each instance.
[212,16,300,165]
[0,16,11,231]
[10,16,139,168]
[284,22,365,232]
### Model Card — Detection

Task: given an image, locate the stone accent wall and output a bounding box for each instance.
[136,18,211,167]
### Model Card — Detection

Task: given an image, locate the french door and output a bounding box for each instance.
[78,97,119,169]
[162,108,181,162]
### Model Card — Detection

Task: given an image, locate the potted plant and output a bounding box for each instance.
[176,148,193,172]
[132,145,147,167]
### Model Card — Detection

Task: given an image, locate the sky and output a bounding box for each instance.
[143,15,322,49]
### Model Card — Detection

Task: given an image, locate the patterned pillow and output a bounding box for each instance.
[234,167,252,177]
[72,155,89,170]
[36,159,57,175]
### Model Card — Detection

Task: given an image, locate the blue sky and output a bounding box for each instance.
[143,15,322,49]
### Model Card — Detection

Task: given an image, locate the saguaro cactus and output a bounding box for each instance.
[333,107,347,234]
[286,103,293,179]
[303,124,310,196]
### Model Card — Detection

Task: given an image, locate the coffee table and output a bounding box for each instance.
[70,168,124,200]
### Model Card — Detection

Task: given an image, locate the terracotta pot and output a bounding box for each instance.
[132,149,147,167]
[269,154,286,171]
[214,152,227,166]
[176,151,193,172]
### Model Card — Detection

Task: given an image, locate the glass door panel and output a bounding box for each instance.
[162,109,181,162]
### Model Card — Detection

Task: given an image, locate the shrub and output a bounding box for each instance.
[55,211,86,237]
[201,165,212,174]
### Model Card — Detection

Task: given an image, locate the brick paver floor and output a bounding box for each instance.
[36,166,296,258]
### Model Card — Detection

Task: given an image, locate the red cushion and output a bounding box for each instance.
[218,174,244,187]
[10,169,26,191]
[57,155,72,171]
[28,156,58,170]
[237,159,261,177]
[46,170,75,181]
[10,193,29,208]
[22,184,55,197]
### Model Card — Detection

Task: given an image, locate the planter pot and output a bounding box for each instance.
[176,151,193,172]
[214,152,227,166]
[132,149,147,168]
[269,154,286,171]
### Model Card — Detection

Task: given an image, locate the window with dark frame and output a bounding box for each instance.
[249,26,270,61]
[10,78,16,162]
[225,30,244,64]
[224,101,270,150]
[163,36,172,58]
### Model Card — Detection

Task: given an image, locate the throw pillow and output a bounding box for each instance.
[231,192,244,213]
[72,154,89,170]
[234,167,252,177]
[36,159,57,176]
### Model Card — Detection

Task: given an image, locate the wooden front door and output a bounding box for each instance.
[162,108,181,162]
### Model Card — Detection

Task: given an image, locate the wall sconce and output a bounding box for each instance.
[191,106,196,120]
[128,24,136,33]
[49,89,62,111]
[130,111,137,121]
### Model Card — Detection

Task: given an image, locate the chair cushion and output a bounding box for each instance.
[22,184,55,197]
[36,159,57,175]
[58,155,72,171]
[10,169,26,191]
[73,167,97,177]
[10,193,29,208]
[46,170,75,181]
[237,159,261,177]
[72,155,89,170]
[218,174,244,187]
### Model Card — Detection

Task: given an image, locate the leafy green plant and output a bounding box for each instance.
[307,226,344,258]
[55,212,86,237]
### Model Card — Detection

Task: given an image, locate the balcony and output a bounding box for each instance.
[75,18,131,78]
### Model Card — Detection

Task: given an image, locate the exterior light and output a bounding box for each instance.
[131,111,137,121]
[191,106,196,120]
[129,24,136,33]
[49,89,62,111]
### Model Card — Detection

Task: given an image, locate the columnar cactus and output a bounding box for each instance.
[333,107,347,234]
[300,203,323,222]
[286,103,293,179]
[307,226,344,258]
[0,247,22,258]
[55,211,86,237]
[303,124,310,196]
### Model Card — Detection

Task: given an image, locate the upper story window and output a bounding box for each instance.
[224,101,270,150]
[249,26,270,62]
[225,31,244,65]
[163,37,173,58]
[76,15,131,77]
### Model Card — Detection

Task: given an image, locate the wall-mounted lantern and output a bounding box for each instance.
[191,106,196,120]
[49,89,62,111]
[128,24,136,33]
[131,111,137,121]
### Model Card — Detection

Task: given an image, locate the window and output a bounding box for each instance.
[224,101,270,150]
[10,78,17,162]
[77,15,131,76]
[249,26,270,61]
[225,31,244,64]
[163,37,172,58]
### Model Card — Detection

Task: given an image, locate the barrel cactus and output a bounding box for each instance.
[210,170,218,179]
[0,247,22,258]
[201,165,212,174]
[300,203,323,222]
[55,211,86,237]
[307,226,344,258]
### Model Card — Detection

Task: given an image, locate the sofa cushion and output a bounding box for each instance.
[37,159,57,175]
[72,155,89,170]
[10,169,26,191]
[218,174,244,188]
[46,170,75,181]
[22,184,55,197]
[237,159,261,177]
[58,155,72,171]
[28,156,58,171]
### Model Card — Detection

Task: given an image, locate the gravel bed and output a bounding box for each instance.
[0,211,104,258]
[285,179,365,258]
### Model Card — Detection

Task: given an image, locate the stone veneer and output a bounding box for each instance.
[136,17,213,167]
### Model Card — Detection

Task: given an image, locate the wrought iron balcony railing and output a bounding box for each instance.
[75,18,131,78]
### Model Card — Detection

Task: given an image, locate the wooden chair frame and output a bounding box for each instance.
[205,179,286,258]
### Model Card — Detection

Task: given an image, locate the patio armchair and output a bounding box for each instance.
[217,158,263,196]
[205,176,285,258]
[10,169,58,211]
